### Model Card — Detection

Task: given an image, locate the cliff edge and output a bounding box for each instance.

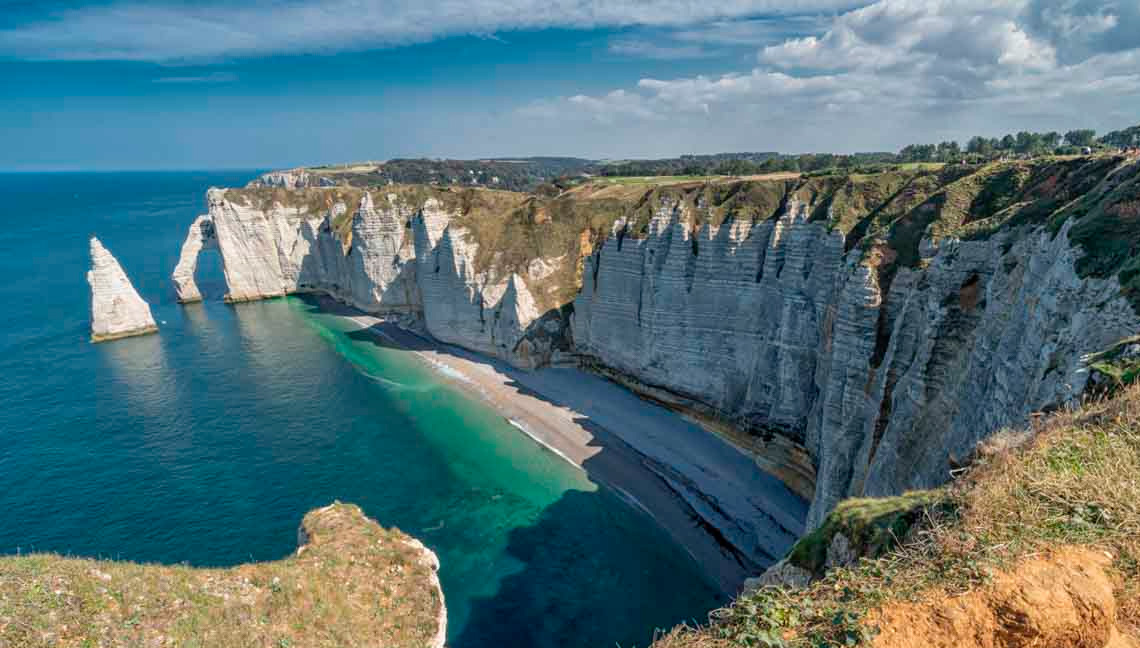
[0,502,446,648]
[87,236,157,343]
[653,383,1140,648]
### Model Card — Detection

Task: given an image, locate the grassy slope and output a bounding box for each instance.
[0,503,442,648]
[654,385,1140,647]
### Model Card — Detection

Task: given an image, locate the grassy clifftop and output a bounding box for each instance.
[0,503,444,648]
[654,384,1140,647]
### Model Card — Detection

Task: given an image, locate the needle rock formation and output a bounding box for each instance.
[87,236,158,342]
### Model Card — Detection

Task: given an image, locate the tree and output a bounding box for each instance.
[936,141,961,161]
[1000,134,1017,150]
[966,136,993,155]
[1065,129,1097,147]
[1100,126,1140,148]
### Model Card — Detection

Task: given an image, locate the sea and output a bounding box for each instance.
[0,171,721,647]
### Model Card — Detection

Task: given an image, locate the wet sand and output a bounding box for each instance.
[332,303,807,593]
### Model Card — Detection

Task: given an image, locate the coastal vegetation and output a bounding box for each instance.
[0,503,444,648]
[244,123,1140,194]
[654,384,1140,648]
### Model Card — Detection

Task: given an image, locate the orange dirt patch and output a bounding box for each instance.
[871,548,1139,648]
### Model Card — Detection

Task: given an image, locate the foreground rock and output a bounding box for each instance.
[871,548,1136,648]
[87,236,157,342]
[0,502,446,648]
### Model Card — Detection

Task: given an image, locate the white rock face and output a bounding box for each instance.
[412,199,544,365]
[88,237,158,342]
[249,168,334,189]
[171,214,216,302]
[347,192,419,313]
[175,189,548,366]
[177,161,1140,527]
[573,194,1140,528]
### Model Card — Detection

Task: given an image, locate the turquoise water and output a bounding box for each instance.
[0,172,721,647]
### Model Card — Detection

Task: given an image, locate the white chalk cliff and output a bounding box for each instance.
[174,155,1140,535]
[88,237,158,342]
[173,187,553,367]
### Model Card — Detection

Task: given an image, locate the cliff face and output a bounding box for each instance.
[574,157,1140,527]
[174,186,561,367]
[177,155,1140,526]
[88,236,158,342]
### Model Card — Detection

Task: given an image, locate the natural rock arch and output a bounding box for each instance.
[171,214,218,303]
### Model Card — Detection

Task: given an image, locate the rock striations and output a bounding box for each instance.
[176,155,1140,528]
[87,236,158,343]
[174,187,553,367]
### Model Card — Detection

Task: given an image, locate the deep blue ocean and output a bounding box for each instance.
[0,172,721,647]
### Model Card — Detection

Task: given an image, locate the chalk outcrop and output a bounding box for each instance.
[176,155,1140,529]
[176,187,553,367]
[87,237,157,343]
[172,214,217,302]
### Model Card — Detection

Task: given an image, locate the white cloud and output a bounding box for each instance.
[0,0,865,62]
[515,0,1140,154]
[608,39,714,60]
[153,72,238,83]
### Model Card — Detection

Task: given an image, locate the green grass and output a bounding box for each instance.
[786,492,948,575]
[0,503,443,648]
[596,175,731,186]
[653,384,1140,648]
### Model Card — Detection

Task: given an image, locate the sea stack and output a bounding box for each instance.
[87,236,158,342]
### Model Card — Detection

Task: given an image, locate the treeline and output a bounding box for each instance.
[373,157,591,192]
[594,124,1140,179]
[597,152,898,178]
[326,123,1140,191]
[898,129,1102,162]
[597,152,778,177]
[1102,125,1140,148]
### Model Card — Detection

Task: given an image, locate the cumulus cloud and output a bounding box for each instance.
[518,0,1140,152]
[0,0,865,62]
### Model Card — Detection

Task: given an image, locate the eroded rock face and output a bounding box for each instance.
[178,158,1140,526]
[88,237,158,343]
[249,168,335,189]
[172,214,216,302]
[572,194,1140,527]
[871,548,1134,648]
[177,189,551,367]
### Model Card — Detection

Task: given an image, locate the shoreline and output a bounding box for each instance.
[316,296,807,594]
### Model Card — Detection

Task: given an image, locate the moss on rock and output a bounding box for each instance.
[786,491,949,575]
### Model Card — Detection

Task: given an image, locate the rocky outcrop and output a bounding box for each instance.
[172,214,216,302]
[249,167,335,189]
[178,156,1140,527]
[0,502,446,648]
[573,159,1140,527]
[175,187,555,367]
[87,237,157,343]
[871,548,1136,648]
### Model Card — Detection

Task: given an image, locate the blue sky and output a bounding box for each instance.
[2,0,1138,170]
